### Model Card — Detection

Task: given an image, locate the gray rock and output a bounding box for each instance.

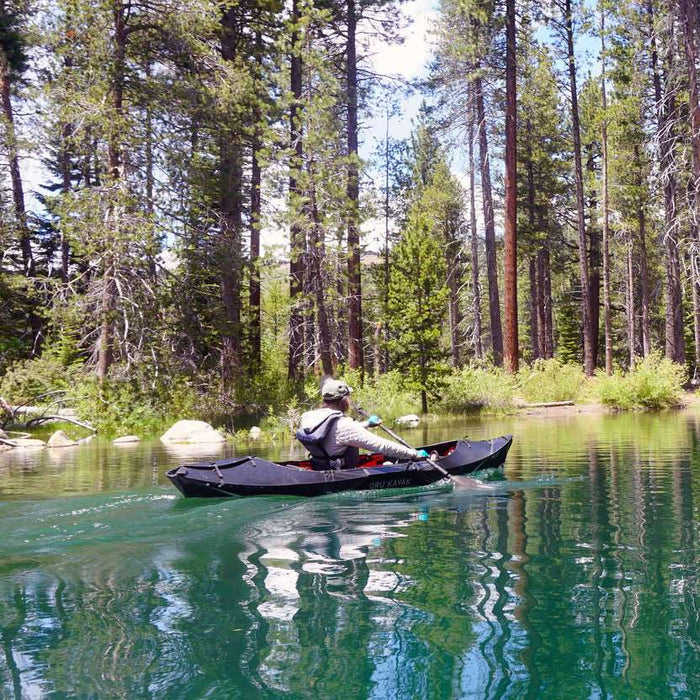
[160,420,226,445]
[249,426,262,440]
[47,430,79,448]
[11,438,46,449]
[395,414,420,428]
[113,435,140,444]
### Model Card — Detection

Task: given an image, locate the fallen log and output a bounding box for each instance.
[517,400,575,408]
[24,415,97,433]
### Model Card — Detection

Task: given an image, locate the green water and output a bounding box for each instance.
[1,410,700,698]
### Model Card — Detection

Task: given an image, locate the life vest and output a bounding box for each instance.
[295,411,359,471]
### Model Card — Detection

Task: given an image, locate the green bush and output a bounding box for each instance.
[439,365,515,413]
[67,374,202,435]
[595,353,686,410]
[303,370,421,422]
[516,359,586,403]
[0,346,81,405]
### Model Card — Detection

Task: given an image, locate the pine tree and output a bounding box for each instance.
[387,211,449,414]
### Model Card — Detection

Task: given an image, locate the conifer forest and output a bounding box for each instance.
[1,0,700,427]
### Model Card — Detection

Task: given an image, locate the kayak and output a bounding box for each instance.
[165,435,513,498]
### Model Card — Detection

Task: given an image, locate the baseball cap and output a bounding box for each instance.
[321,379,353,401]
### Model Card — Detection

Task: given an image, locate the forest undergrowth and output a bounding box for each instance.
[0,355,688,439]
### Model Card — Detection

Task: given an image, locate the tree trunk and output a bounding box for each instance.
[649,0,685,364]
[447,257,461,366]
[627,235,636,369]
[586,146,601,367]
[538,208,554,358]
[468,104,483,360]
[288,0,305,381]
[537,245,549,358]
[565,0,595,376]
[680,0,700,371]
[97,2,127,381]
[346,0,364,375]
[529,257,539,360]
[526,122,539,360]
[600,9,613,375]
[474,72,503,365]
[635,144,652,357]
[60,121,72,282]
[219,137,244,388]
[249,34,263,370]
[503,0,518,373]
[446,225,462,366]
[382,109,391,373]
[219,7,244,388]
[309,179,334,377]
[0,35,44,353]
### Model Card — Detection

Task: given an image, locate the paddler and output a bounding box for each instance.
[296,378,429,470]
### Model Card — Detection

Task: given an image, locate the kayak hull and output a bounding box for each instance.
[165,435,513,498]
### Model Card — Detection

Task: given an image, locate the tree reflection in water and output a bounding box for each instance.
[1,412,700,697]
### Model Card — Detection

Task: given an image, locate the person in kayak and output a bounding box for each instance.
[296,378,429,470]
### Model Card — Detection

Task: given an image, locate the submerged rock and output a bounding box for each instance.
[47,430,79,448]
[395,414,420,428]
[113,435,140,445]
[249,426,262,440]
[160,420,226,445]
[11,438,46,449]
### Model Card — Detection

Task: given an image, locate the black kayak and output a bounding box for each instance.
[165,435,513,498]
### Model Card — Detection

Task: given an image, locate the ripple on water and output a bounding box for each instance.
[3,410,700,698]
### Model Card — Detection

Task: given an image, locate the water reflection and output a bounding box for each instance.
[2,412,700,697]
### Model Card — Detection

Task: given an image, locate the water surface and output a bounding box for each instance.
[1,410,699,698]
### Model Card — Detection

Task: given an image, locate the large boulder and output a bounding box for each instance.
[160,420,226,445]
[395,414,420,428]
[47,430,79,448]
[113,435,140,445]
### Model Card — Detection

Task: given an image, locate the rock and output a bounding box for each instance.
[160,420,226,445]
[47,430,79,448]
[113,435,140,445]
[11,438,46,449]
[78,434,96,445]
[0,428,7,439]
[395,414,420,428]
[249,426,262,440]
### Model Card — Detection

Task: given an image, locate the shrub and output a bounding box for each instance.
[67,374,202,436]
[516,359,586,403]
[350,370,422,421]
[0,346,81,405]
[439,365,515,413]
[595,353,686,410]
[304,370,421,422]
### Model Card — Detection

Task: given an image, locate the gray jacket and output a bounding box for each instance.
[299,408,418,461]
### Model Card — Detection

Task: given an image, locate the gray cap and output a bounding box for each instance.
[321,379,353,401]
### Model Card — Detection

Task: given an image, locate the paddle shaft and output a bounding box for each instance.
[355,405,453,481]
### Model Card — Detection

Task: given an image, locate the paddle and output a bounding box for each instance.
[354,405,455,482]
